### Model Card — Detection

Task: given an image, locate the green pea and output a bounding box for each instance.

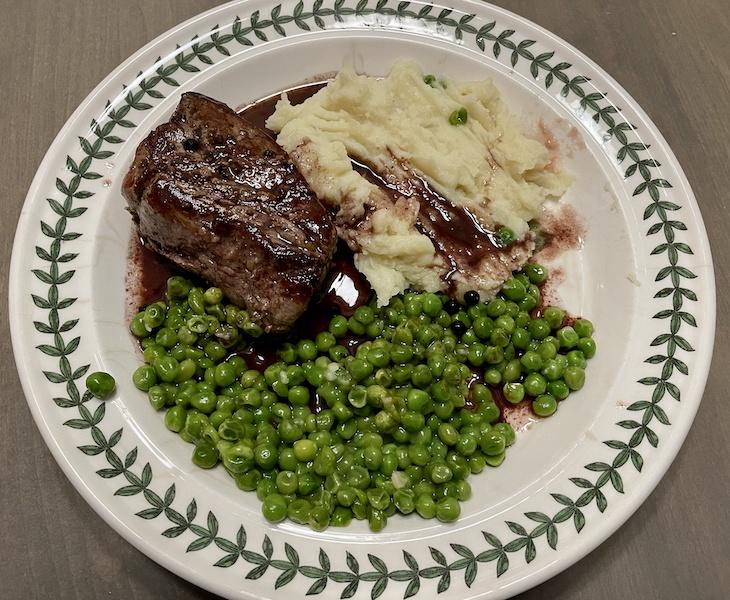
[293,439,317,462]
[390,342,413,365]
[148,385,168,410]
[391,364,413,385]
[436,497,460,522]
[547,379,570,400]
[490,328,510,348]
[524,372,547,396]
[330,506,353,527]
[533,394,558,417]
[256,479,277,502]
[438,423,459,446]
[133,365,157,391]
[556,326,578,349]
[486,298,506,317]
[347,316,366,336]
[484,368,502,385]
[314,331,336,352]
[286,385,309,407]
[538,340,558,361]
[544,307,566,330]
[235,469,262,492]
[186,315,207,335]
[352,305,374,325]
[512,328,531,350]
[501,278,526,301]
[394,489,416,514]
[401,411,425,432]
[472,316,493,340]
[469,454,487,474]
[297,339,318,361]
[503,382,525,404]
[524,263,548,285]
[315,410,334,432]
[214,362,236,387]
[430,464,453,484]
[519,294,538,312]
[141,346,164,368]
[502,359,521,383]
[221,441,253,473]
[283,498,311,525]
[204,341,227,363]
[415,494,437,519]
[367,487,390,510]
[485,452,506,467]
[190,391,217,414]
[348,465,371,490]
[480,431,506,456]
[422,293,443,316]
[218,418,245,441]
[404,296,423,316]
[254,444,278,470]
[279,343,297,364]
[564,366,585,390]
[520,351,543,373]
[540,358,564,381]
[164,406,187,432]
[278,448,298,472]
[129,313,149,338]
[191,442,218,469]
[573,318,594,338]
[174,358,195,383]
[347,358,366,381]
[402,388,426,413]
[577,337,597,358]
[165,276,190,299]
[406,444,429,467]
[368,508,387,532]
[365,348,388,368]
[528,318,550,340]
[86,371,116,399]
[240,388,262,409]
[408,364,431,389]
[262,494,288,523]
[329,345,349,362]
[493,422,516,446]
[143,302,166,330]
[446,106,469,127]
[155,327,178,349]
[276,471,298,495]
[456,433,478,456]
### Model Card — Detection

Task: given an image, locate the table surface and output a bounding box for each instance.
[1,0,728,598]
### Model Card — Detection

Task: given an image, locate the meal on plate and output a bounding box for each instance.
[117,61,596,532]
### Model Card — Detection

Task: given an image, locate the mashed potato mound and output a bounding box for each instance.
[267,61,570,304]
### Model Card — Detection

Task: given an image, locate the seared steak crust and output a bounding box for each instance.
[122,92,337,333]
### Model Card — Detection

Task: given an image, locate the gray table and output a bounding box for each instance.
[1,1,728,598]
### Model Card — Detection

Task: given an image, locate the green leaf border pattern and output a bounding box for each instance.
[30,1,697,596]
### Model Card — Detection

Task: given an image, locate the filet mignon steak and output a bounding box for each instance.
[122,92,337,333]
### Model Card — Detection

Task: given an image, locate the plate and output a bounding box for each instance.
[8,1,715,598]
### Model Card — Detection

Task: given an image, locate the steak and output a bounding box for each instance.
[122,92,337,333]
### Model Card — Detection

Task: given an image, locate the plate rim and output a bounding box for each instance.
[8,0,716,598]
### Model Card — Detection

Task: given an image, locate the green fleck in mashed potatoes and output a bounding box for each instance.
[267,61,570,304]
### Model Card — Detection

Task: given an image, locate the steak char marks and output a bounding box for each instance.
[123,92,337,333]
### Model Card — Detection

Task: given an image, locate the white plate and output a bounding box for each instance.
[9,1,715,598]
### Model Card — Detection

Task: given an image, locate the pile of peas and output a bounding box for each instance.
[130,263,595,531]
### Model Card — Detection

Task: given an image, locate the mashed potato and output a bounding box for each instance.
[267,61,570,304]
